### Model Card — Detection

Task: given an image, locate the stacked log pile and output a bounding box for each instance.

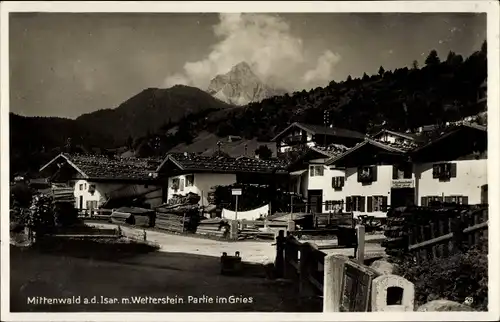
[155,192,201,233]
[196,218,229,238]
[110,207,155,227]
[382,205,477,260]
[51,187,78,227]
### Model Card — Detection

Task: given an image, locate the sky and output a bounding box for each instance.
[9,12,486,119]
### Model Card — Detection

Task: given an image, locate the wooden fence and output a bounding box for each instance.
[276,225,366,291]
[78,208,112,221]
[274,226,416,312]
[408,206,488,263]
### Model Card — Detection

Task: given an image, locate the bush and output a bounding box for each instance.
[394,239,488,311]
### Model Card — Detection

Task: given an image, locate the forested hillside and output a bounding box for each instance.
[9,43,487,176]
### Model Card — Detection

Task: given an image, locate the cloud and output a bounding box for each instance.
[303,50,342,88]
[164,13,341,91]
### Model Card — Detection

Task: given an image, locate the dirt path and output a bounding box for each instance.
[89,222,386,264]
[10,246,307,312]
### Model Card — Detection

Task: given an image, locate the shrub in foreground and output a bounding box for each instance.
[394,241,488,311]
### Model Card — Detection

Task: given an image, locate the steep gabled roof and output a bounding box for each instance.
[411,123,487,155]
[325,138,419,166]
[40,153,162,181]
[158,153,289,174]
[271,122,366,142]
[371,129,424,142]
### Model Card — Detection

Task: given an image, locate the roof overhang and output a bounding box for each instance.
[271,122,306,142]
[326,139,406,166]
[39,153,89,178]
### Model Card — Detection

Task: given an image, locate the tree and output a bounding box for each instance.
[126,136,133,149]
[412,60,419,69]
[362,73,370,81]
[425,49,440,66]
[446,51,459,65]
[346,75,352,82]
[378,66,385,77]
[254,145,273,160]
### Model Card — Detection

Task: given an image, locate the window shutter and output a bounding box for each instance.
[340,176,345,187]
[332,177,336,188]
[421,197,427,207]
[372,166,378,182]
[310,166,315,177]
[360,196,366,212]
[346,196,352,212]
[432,164,439,178]
[382,196,388,211]
[462,196,469,205]
[367,196,373,212]
[450,163,457,178]
[392,165,398,179]
[357,167,362,182]
[318,166,324,176]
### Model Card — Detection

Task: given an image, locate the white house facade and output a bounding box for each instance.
[72,179,163,211]
[326,138,420,218]
[166,173,237,206]
[411,123,488,206]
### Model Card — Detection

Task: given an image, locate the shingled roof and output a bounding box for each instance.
[159,153,289,174]
[40,153,162,181]
[310,144,351,158]
[271,122,366,142]
[325,138,422,166]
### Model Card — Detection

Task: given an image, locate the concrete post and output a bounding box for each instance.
[356,224,365,263]
[323,255,349,312]
[229,220,238,240]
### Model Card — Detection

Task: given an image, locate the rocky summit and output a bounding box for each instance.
[207,62,285,106]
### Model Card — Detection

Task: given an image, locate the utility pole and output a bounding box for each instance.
[323,110,330,146]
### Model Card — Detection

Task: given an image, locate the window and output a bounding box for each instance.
[309,165,324,177]
[186,174,194,187]
[392,164,412,179]
[79,184,84,191]
[88,184,96,195]
[422,195,468,206]
[432,163,455,180]
[84,183,87,189]
[179,178,185,191]
[367,196,388,212]
[86,200,98,210]
[171,178,180,192]
[325,200,343,211]
[346,196,365,212]
[332,176,345,189]
[357,166,376,183]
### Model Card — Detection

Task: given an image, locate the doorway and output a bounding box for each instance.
[390,188,415,208]
[481,184,488,204]
[307,189,323,213]
[79,196,83,209]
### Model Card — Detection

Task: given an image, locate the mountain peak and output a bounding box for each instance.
[231,61,253,73]
[207,62,286,106]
